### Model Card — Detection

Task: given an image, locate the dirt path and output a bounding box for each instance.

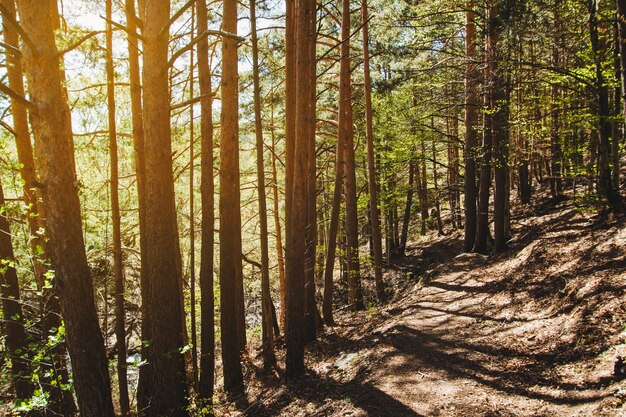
[237,200,626,417]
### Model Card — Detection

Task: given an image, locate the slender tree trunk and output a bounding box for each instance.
[303,1,319,344]
[105,0,129,413]
[419,143,429,235]
[270,101,286,329]
[0,180,33,401]
[464,5,481,245]
[399,162,415,253]
[250,0,276,369]
[488,3,508,253]
[220,0,245,393]
[361,0,385,301]
[431,138,444,235]
[550,0,563,198]
[188,6,199,389]
[124,0,150,409]
[590,0,620,208]
[137,1,188,414]
[14,2,115,415]
[474,0,495,253]
[340,0,365,311]
[322,126,344,325]
[197,0,215,402]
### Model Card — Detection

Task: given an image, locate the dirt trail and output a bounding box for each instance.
[234,199,626,417]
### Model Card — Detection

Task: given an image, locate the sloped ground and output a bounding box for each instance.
[226,198,626,416]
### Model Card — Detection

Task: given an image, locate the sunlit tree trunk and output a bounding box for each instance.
[285,0,315,378]
[220,0,246,393]
[105,0,129,413]
[196,0,215,402]
[2,2,75,413]
[14,1,115,415]
[137,0,188,414]
[250,0,276,369]
[340,0,365,310]
[362,0,385,301]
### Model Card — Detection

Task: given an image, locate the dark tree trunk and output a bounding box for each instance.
[399,162,415,254]
[0,180,33,401]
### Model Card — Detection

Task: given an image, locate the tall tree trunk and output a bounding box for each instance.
[590,0,620,208]
[124,0,150,409]
[270,100,286,329]
[361,0,385,301]
[419,143,429,235]
[322,124,344,326]
[250,0,276,369]
[14,1,115,415]
[2,2,75,413]
[220,0,245,393]
[431,138,444,235]
[489,4,508,253]
[106,0,129,413]
[137,1,188,414]
[399,162,415,253]
[285,0,315,378]
[474,0,495,254]
[0,180,33,401]
[197,0,215,401]
[340,0,365,311]
[550,0,563,198]
[303,0,319,344]
[188,6,199,389]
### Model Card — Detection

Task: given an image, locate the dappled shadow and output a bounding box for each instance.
[244,370,424,417]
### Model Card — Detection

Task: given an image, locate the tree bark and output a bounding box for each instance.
[0,180,33,401]
[197,0,215,402]
[106,0,129,413]
[219,0,246,394]
[14,1,115,415]
[137,1,188,414]
[2,2,75,413]
[473,0,495,254]
[340,0,365,311]
[250,0,276,369]
[399,162,415,253]
[362,0,386,301]
[285,0,315,378]
[463,0,479,252]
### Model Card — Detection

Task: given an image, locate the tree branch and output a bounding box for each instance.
[99,15,144,41]
[168,29,244,68]
[0,3,36,52]
[58,31,104,56]
[0,82,34,110]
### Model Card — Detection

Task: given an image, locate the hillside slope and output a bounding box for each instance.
[228,199,626,417]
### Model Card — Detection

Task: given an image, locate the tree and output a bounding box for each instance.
[2,1,75,412]
[362,0,386,301]
[250,0,276,369]
[464,0,479,252]
[340,0,365,311]
[285,0,316,378]
[137,0,188,414]
[220,0,245,393]
[197,0,216,402]
[0,180,32,401]
[13,1,115,415]
[105,0,129,413]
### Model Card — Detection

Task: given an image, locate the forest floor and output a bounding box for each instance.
[219,196,626,416]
